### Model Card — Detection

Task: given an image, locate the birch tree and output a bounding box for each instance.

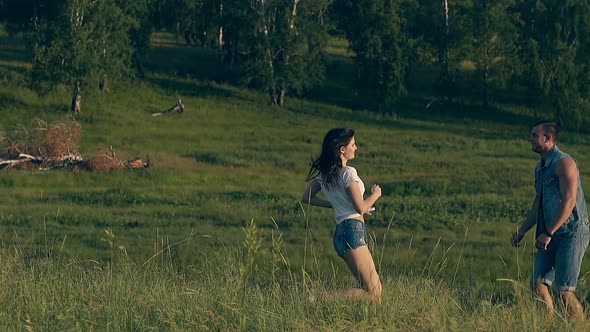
[470,0,519,108]
[117,0,154,78]
[529,0,590,128]
[408,0,471,101]
[31,0,134,113]
[335,0,408,105]
[244,0,330,106]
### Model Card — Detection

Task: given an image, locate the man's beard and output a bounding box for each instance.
[531,145,544,153]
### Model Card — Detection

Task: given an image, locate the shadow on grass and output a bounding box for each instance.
[303,54,542,137]
[0,63,28,78]
[0,94,70,127]
[144,45,251,101]
[0,34,31,62]
[401,97,538,130]
[0,91,27,109]
[145,75,239,100]
[143,34,574,137]
[144,34,531,134]
[302,54,366,109]
[0,47,31,64]
[184,152,248,168]
[145,44,242,83]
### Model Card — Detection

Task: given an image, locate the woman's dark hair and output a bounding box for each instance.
[306,128,355,186]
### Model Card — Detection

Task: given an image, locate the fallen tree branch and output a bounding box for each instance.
[0,154,150,172]
[152,95,185,117]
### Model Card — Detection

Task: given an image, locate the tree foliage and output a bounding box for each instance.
[243,0,330,106]
[3,0,590,122]
[335,0,408,105]
[469,0,520,108]
[436,0,473,101]
[117,0,155,77]
[31,0,134,96]
[525,0,590,128]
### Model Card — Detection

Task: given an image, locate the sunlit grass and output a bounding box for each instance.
[1,221,588,330]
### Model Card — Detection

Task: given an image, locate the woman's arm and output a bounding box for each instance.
[347,181,381,215]
[301,179,332,208]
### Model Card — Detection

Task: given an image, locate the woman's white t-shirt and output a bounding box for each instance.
[316,166,365,224]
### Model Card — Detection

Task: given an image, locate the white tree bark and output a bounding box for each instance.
[443,0,449,36]
[218,2,224,63]
[71,81,81,114]
[290,0,299,30]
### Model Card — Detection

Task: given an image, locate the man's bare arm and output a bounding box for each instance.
[546,158,578,235]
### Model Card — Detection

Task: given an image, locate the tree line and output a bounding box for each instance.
[1,1,589,128]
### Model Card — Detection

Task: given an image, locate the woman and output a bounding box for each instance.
[301,128,382,302]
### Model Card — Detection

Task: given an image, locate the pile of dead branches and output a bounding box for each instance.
[0,117,150,172]
[86,146,151,172]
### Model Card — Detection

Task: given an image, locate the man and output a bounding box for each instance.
[511,121,590,319]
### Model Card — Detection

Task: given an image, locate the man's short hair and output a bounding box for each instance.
[532,121,559,142]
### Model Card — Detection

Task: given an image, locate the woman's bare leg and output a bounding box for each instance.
[340,245,382,303]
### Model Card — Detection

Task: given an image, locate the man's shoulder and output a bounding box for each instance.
[555,156,579,177]
[551,145,573,159]
[549,147,575,169]
[557,156,577,167]
[555,148,575,164]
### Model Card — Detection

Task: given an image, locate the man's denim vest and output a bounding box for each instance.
[535,145,589,237]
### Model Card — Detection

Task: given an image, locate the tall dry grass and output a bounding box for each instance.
[1,219,588,331]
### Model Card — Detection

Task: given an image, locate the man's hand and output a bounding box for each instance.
[511,231,524,247]
[536,234,552,250]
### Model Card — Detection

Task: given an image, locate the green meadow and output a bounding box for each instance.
[1,29,590,330]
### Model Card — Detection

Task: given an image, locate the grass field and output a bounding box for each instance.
[1,28,590,330]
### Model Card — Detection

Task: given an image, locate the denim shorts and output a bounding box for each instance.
[333,219,367,257]
[532,226,590,292]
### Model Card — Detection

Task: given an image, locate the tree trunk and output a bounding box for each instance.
[269,87,278,106]
[530,0,537,34]
[71,81,81,114]
[262,16,276,106]
[218,2,225,63]
[482,67,489,109]
[278,82,286,107]
[99,76,109,93]
[442,0,452,101]
[443,0,449,36]
[290,0,299,30]
[135,53,145,78]
[229,39,236,66]
[32,1,39,30]
[481,43,490,109]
